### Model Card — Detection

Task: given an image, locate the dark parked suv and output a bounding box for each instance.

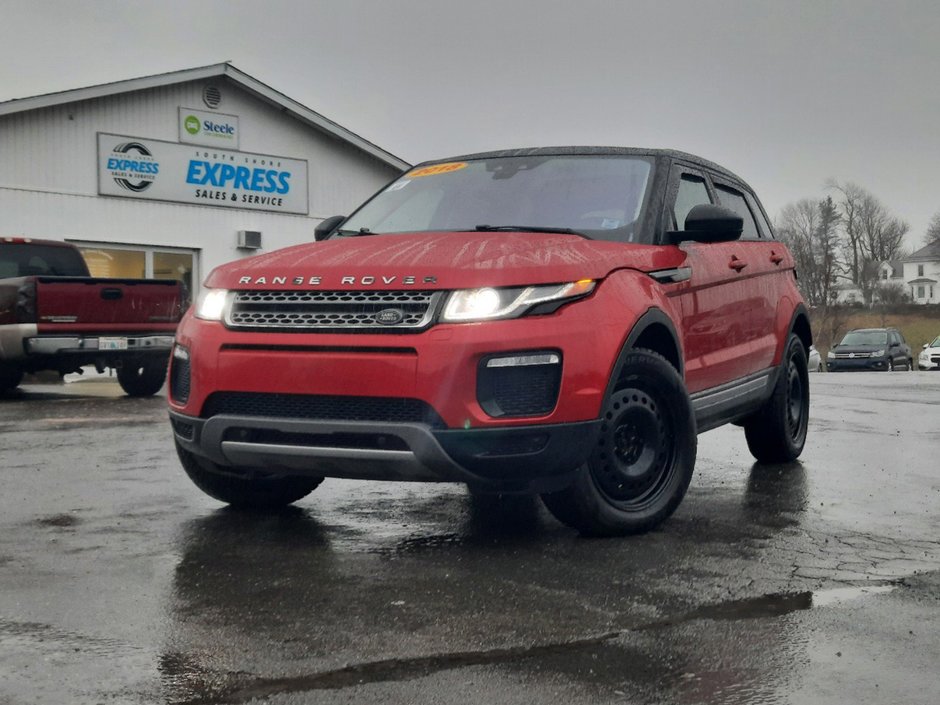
[827,327,913,372]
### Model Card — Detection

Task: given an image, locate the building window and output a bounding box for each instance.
[918,264,925,276]
[71,242,198,298]
[917,285,925,299]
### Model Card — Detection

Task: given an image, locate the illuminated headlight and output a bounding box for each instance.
[442,280,595,322]
[194,288,229,321]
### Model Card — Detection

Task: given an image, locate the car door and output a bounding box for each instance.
[664,165,758,394]
[709,177,781,374]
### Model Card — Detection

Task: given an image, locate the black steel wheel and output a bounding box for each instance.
[176,440,322,509]
[743,334,809,463]
[541,350,696,536]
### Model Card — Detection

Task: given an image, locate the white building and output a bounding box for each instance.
[903,240,940,304]
[0,63,408,295]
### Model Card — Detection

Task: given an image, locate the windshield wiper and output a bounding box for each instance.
[334,228,378,237]
[473,224,585,236]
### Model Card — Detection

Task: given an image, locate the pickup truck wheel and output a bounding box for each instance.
[0,364,23,393]
[540,350,696,537]
[743,334,809,463]
[117,358,168,397]
[175,441,322,509]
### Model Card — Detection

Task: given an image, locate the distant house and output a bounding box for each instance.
[903,241,940,304]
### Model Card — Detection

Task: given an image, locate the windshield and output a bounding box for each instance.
[839,330,888,346]
[930,335,940,348]
[341,155,654,242]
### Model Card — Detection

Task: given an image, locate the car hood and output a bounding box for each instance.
[204,231,687,290]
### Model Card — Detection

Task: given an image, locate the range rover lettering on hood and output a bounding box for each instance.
[236,275,438,286]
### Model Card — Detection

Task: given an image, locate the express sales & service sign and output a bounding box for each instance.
[97,133,309,215]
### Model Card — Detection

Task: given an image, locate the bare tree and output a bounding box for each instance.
[776,196,841,306]
[827,180,908,289]
[926,210,940,245]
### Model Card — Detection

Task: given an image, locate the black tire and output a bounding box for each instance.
[0,364,24,394]
[175,440,322,509]
[117,358,168,397]
[540,350,697,537]
[743,334,809,463]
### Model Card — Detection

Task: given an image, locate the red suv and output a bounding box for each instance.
[168,148,811,536]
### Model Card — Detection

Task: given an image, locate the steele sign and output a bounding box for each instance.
[178,107,240,148]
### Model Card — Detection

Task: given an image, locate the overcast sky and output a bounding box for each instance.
[2,0,938,249]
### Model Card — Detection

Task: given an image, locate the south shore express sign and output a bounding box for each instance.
[97,133,309,215]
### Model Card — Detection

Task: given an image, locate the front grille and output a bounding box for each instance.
[834,352,872,359]
[226,290,442,332]
[201,392,447,429]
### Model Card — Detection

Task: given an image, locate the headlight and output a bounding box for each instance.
[441,280,595,322]
[827,351,835,359]
[872,349,885,357]
[919,351,928,361]
[195,288,229,320]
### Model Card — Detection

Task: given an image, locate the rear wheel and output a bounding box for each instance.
[117,357,168,397]
[176,441,322,509]
[540,350,696,537]
[743,334,809,463]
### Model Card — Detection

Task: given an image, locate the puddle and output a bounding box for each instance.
[810,583,898,607]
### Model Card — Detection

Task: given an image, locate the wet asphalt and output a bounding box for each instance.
[1,371,939,705]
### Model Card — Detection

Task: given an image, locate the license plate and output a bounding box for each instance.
[99,337,128,351]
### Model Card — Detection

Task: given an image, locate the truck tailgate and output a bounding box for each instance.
[35,277,183,326]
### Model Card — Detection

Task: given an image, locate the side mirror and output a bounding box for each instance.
[925,343,930,349]
[314,215,346,241]
[667,204,744,244]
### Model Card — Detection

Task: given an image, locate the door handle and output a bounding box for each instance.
[728,256,747,272]
[770,251,784,265]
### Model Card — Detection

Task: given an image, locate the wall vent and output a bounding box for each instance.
[203,85,222,109]
[237,230,262,250]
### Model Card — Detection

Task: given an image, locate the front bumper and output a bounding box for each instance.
[826,356,890,371]
[170,409,600,491]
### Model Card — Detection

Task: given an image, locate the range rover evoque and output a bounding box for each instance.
[168,147,812,536]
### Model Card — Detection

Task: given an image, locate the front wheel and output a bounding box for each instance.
[743,334,809,463]
[175,441,322,509]
[541,350,697,537]
[117,357,168,397]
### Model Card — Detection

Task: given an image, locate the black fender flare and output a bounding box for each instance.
[603,308,683,401]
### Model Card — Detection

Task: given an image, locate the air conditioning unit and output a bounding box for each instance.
[237,230,262,249]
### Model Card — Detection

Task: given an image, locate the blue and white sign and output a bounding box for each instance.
[97,133,309,214]
[179,107,240,148]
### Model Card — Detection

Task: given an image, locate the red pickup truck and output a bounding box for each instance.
[0,238,185,396]
[168,147,811,536]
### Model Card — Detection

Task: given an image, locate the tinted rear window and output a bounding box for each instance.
[0,243,89,277]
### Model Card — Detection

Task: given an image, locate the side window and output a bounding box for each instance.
[673,175,712,230]
[747,193,775,239]
[715,185,760,240]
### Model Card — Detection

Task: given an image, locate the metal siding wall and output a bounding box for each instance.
[0,78,403,281]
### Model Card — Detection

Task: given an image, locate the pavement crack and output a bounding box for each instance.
[177,630,622,704]
[174,580,905,704]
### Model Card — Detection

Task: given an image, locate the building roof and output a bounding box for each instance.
[907,277,937,285]
[905,239,940,262]
[0,62,410,172]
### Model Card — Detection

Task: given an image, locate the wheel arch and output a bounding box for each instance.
[788,303,813,355]
[606,308,683,398]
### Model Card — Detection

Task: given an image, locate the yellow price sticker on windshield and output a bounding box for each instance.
[407,162,468,178]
